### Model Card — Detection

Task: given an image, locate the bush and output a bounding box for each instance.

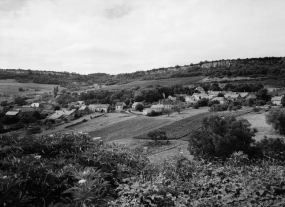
[208,100,220,107]
[188,115,256,160]
[197,98,209,107]
[266,108,285,134]
[192,103,199,109]
[26,126,42,134]
[209,104,228,112]
[135,103,144,111]
[255,137,285,161]
[147,130,168,142]
[147,110,162,116]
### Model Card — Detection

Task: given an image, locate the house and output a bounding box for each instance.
[88,104,110,113]
[185,95,196,104]
[245,93,257,100]
[132,102,144,109]
[77,101,85,105]
[78,105,90,115]
[272,96,283,106]
[208,91,223,99]
[142,104,164,115]
[168,95,177,101]
[5,110,20,116]
[227,94,241,102]
[48,109,76,121]
[115,102,127,111]
[211,97,228,104]
[160,100,173,109]
[239,92,249,99]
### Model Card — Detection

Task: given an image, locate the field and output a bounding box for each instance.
[0,79,64,95]
[102,76,203,90]
[239,112,285,141]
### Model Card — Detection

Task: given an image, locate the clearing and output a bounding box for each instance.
[102,76,203,90]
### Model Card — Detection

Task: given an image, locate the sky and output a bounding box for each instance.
[0,0,284,75]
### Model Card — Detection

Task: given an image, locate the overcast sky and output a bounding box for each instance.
[0,0,284,74]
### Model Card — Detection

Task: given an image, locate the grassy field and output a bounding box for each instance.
[0,79,64,95]
[239,112,285,141]
[102,76,203,90]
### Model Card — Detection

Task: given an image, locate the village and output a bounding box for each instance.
[1,82,284,136]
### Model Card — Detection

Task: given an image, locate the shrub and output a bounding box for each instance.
[188,115,256,160]
[209,104,228,112]
[208,100,220,107]
[135,103,144,111]
[192,103,199,109]
[255,137,285,161]
[266,108,285,134]
[147,130,168,142]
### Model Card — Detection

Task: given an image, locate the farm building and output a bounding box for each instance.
[78,105,90,115]
[115,102,127,111]
[271,96,283,106]
[88,104,110,113]
[48,109,76,121]
[227,94,242,102]
[132,102,144,109]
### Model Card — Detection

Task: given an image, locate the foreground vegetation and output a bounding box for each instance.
[2,123,285,206]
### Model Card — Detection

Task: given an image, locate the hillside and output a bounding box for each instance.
[1,56,284,87]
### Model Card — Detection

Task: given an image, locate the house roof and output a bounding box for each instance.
[228,94,240,99]
[77,101,84,105]
[239,92,249,98]
[116,102,126,106]
[272,96,283,101]
[212,97,226,101]
[6,111,19,116]
[48,109,76,120]
[79,105,88,110]
[161,100,173,105]
[151,104,164,109]
[132,102,143,106]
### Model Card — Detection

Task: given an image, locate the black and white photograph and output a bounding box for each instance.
[0,0,285,206]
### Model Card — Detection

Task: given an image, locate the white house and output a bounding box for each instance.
[185,95,196,104]
[272,96,283,106]
[88,104,110,113]
[115,102,127,111]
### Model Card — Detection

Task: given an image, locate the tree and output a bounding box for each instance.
[266,108,285,134]
[135,103,144,111]
[18,87,24,92]
[163,108,173,116]
[256,88,271,102]
[282,96,285,107]
[173,105,182,114]
[147,130,168,143]
[188,115,256,159]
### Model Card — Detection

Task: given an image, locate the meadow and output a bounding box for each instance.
[102,76,203,90]
[0,79,64,95]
